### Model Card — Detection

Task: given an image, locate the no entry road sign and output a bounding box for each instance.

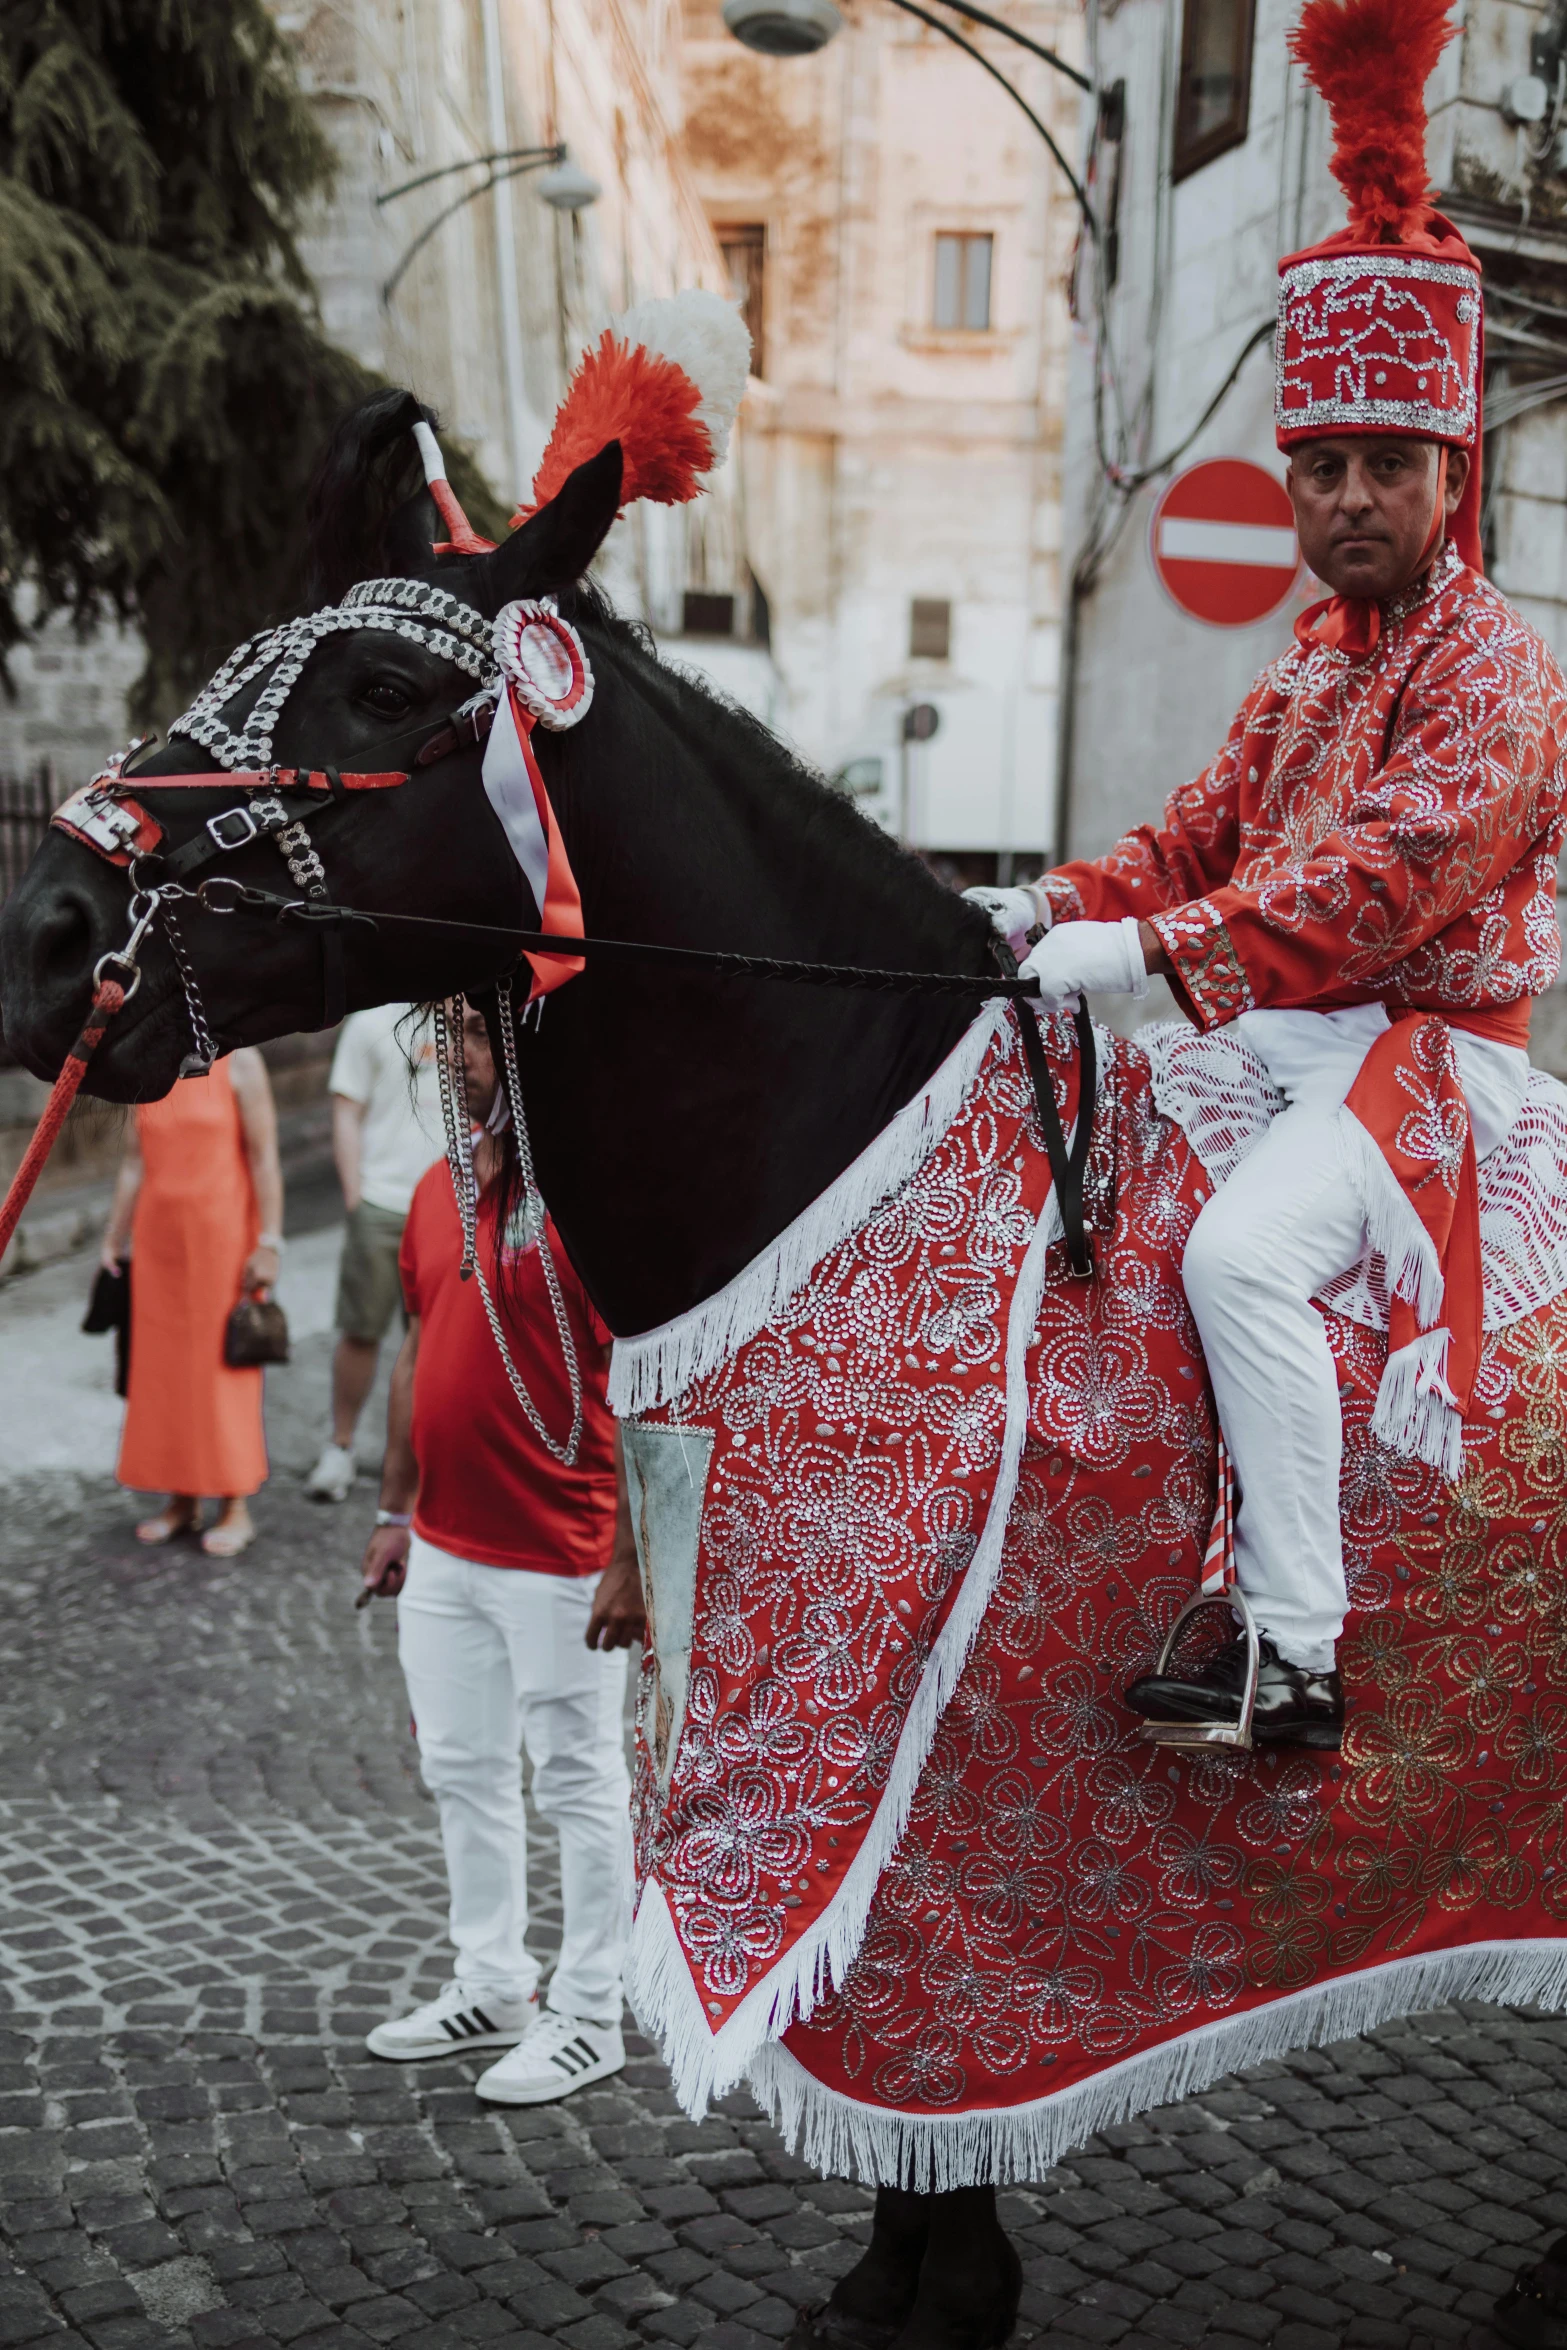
[1150,458,1299,627]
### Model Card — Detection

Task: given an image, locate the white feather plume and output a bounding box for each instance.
[610,289,752,470]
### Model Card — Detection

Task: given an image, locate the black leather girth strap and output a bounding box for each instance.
[1015,995,1096,1277]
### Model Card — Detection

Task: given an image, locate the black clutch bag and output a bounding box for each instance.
[223,1291,290,1367]
[82,1260,132,1398]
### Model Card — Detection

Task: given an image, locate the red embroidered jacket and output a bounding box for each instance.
[1041,549,1567,1031]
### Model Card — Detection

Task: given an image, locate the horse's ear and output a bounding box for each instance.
[302,389,430,606]
[477,442,624,613]
[383,487,447,574]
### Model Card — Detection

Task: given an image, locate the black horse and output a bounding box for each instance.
[0,394,1024,2349]
[15,398,1563,2350]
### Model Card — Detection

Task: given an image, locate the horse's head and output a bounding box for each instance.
[0,394,625,1101]
[3,336,994,1331]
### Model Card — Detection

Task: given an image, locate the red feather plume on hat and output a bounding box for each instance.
[1289,0,1458,241]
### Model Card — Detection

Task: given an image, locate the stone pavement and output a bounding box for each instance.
[1,1276,1565,2350]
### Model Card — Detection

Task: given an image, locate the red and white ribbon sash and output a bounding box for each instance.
[480,682,585,998]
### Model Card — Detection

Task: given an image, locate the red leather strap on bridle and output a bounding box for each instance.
[0,978,128,1262]
[103,768,409,792]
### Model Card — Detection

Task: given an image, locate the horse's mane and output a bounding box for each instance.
[299,391,991,949]
[554,577,995,947]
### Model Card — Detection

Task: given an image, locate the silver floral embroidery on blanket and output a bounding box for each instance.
[1142,1019,1567,1334]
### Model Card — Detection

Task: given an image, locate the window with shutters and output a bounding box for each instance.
[717,224,765,377]
[932,233,993,331]
[1173,0,1256,179]
[909,599,951,660]
[682,591,736,637]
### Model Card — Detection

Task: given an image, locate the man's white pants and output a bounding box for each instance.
[1179,1005,1529,1674]
[397,1534,631,2022]
[1181,1103,1366,1672]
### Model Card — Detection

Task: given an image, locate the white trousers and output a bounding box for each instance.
[1181,1103,1366,1671]
[397,1534,631,2022]
[1181,1006,1529,1672]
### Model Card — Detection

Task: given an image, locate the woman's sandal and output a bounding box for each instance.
[201,1513,256,1559]
[135,1503,201,1545]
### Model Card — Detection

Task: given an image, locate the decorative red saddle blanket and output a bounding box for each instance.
[615,1006,1567,2188]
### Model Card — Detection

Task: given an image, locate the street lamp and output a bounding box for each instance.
[377,142,603,505]
[721,0,1092,215]
[378,146,600,305]
[721,0,843,55]
[722,0,1090,93]
[536,157,604,211]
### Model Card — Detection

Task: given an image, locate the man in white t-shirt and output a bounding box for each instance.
[305,1006,445,1502]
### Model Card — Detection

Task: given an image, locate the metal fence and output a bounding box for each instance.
[0,768,58,1066]
[0,768,55,903]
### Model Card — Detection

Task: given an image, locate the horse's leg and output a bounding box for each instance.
[1494,2228,1567,2345]
[893,2187,1022,2350]
[791,2187,930,2347]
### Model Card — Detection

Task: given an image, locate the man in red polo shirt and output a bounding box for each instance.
[358,1002,644,2104]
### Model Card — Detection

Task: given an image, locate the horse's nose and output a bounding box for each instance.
[29,879,102,991]
[0,862,124,1073]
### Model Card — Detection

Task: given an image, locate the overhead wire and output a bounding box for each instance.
[899,0,1268,502]
[882,0,1093,220]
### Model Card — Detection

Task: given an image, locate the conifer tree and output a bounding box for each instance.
[0,0,503,717]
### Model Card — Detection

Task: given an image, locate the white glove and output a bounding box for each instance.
[962,884,1045,956]
[1019,916,1149,1012]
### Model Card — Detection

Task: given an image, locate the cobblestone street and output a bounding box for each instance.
[1,1304,1566,2350]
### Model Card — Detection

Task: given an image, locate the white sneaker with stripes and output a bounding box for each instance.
[475,2010,625,2105]
[365,1981,537,2061]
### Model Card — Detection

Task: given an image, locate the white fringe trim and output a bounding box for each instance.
[626,1165,1066,2114]
[1332,1105,1444,1327]
[1371,1326,1465,1480]
[610,1003,1009,1415]
[745,1937,1567,2189]
[1332,1107,1468,1478]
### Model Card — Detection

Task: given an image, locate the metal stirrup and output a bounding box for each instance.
[1137,1586,1262,1751]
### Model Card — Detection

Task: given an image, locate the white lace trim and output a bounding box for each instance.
[1143,1019,1567,1335]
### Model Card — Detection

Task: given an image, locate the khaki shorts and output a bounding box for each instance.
[335,1201,408,1343]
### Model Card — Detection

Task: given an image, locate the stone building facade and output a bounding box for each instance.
[278,0,763,670]
[679,0,1082,874]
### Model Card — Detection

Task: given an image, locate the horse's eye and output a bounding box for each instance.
[361,680,413,716]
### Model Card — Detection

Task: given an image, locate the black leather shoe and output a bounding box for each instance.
[1124,1630,1344,1750]
[1495,2232,1567,2348]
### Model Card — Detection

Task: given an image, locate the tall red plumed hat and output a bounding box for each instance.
[1276,0,1484,572]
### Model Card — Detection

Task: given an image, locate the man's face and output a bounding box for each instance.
[1285,435,1469,601]
[459,1005,498,1120]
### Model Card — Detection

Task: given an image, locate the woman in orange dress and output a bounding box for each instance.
[99,1049,284,1556]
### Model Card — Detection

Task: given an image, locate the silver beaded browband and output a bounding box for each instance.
[170,579,500,772]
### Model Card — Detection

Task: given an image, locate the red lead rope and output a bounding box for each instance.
[0,977,127,1263]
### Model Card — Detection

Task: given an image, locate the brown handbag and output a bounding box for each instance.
[224,1290,290,1367]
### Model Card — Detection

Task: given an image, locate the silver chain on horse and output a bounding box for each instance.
[161,580,585,1453]
[431,985,585,1467]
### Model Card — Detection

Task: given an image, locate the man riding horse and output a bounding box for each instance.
[974,0,1567,1755]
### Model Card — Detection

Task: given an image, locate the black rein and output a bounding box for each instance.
[191,874,1100,1277]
